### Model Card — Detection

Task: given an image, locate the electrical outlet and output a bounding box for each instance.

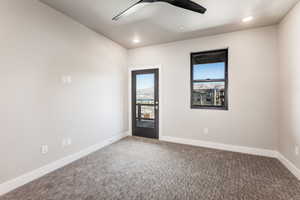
[66,138,72,145]
[108,138,114,143]
[62,139,67,147]
[41,145,48,154]
[62,138,72,147]
[203,128,209,135]
[295,145,299,156]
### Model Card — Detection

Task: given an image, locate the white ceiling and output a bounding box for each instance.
[41,0,299,49]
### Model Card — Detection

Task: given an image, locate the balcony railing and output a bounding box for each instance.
[136,103,155,121]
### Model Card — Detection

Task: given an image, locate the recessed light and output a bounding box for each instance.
[133,38,140,44]
[242,16,254,23]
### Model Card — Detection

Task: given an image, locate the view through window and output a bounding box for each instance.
[191,49,228,110]
[136,73,155,128]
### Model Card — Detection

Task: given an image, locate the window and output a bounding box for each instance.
[191,49,228,110]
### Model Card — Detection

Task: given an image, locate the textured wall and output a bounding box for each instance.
[129,26,279,151]
[0,0,128,183]
[278,2,300,169]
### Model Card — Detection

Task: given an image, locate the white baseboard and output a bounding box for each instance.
[277,153,300,180]
[0,131,129,196]
[160,136,300,180]
[160,136,278,158]
[1,133,299,196]
[128,130,132,136]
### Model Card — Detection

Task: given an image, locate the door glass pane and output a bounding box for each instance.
[136,73,155,128]
[136,105,155,128]
[192,82,225,107]
[136,74,154,104]
[136,105,155,119]
[193,62,225,80]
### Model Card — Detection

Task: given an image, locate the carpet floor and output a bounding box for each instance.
[1,136,300,200]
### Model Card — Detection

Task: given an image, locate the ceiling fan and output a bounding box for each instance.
[112,0,207,21]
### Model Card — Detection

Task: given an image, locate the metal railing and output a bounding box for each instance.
[136,103,155,121]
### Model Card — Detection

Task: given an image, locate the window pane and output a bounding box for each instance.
[136,74,154,104]
[136,73,155,128]
[193,62,225,80]
[192,82,225,107]
[136,105,155,120]
[136,105,155,128]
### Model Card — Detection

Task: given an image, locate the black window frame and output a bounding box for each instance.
[190,49,229,110]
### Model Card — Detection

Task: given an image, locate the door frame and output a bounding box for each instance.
[128,65,163,139]
[132,69,159,139]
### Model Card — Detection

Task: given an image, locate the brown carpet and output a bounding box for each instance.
[1,136,300,200]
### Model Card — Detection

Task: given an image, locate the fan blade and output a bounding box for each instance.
[112,0,151,21]
[166,0,206,14]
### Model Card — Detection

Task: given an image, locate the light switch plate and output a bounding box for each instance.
[61,75,72,84]
[41,145,48,154]
[66,76,72,84]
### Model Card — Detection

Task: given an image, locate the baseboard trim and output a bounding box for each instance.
[277,153,300,180]
[0,131,129,196]
[160,136,300,180]
[1,133,299,196]
[160,136,278,158]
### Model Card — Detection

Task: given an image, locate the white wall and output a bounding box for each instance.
[278,2,300,169]
[0,0,128,184]
[1,0,293,187]
[129,26,279,151]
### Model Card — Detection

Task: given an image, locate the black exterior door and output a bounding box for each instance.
[132,69,159,139]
